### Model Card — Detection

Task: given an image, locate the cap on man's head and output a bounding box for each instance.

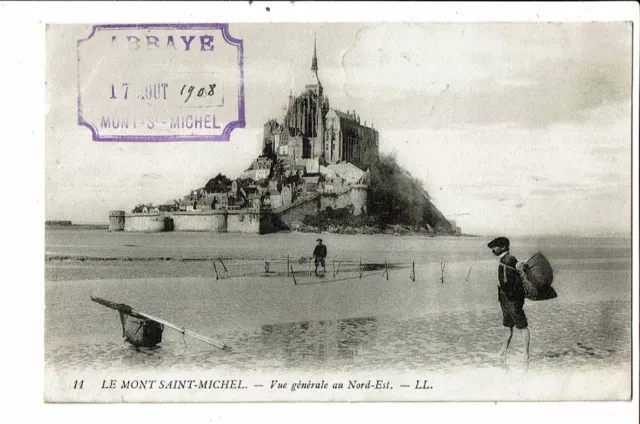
[317,238,323,242]
[487,237,509,249]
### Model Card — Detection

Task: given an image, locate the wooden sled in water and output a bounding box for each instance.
[90,296,230,350]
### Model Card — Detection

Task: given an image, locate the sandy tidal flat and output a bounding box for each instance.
[45,230,632,401]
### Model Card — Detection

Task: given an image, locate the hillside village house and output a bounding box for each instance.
[269,184,293,209]
[240,156,273,181]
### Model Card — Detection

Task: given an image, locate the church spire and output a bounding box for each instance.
[311,33,318,72]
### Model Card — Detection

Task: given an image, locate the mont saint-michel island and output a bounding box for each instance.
[108,41,458,236]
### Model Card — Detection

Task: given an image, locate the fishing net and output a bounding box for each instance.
[120,313,164,348]
[520,252,557,301]
[141,320,164,347]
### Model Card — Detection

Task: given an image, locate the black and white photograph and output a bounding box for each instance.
[32,2,638,407]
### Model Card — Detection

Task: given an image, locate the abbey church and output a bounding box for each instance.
[263,39,379,172]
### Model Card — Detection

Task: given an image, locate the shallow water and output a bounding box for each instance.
[45,230,632,376]
[46,299,630,375]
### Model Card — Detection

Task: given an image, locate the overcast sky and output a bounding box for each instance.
[45,23,633,236]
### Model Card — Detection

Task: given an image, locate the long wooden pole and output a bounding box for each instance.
[136,311,229,350]
[290,265,297,285]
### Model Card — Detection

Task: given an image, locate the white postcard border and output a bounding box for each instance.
[1,1,637,423]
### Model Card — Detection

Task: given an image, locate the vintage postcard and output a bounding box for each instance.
[41,3,637,407]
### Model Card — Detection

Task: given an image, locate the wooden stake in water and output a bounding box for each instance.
[382,261,389,280]
[411,261,416,282]
[213,261,219,281]
[308,257,311,276]
[265,261,270,274]
[465,266,472,283]
[332,260,336,277]
[287,255,290,277]
[359,258,363,278]
[219,258,227,272]
[290,265,297,285]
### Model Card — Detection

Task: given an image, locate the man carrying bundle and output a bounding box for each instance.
[487,236,530,365]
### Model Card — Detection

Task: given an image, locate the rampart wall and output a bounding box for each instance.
[117,187,366,234]
[120,210,275,234]
[172,212,228,232]
[276,186,369,230]
[319,185,368,216]
[123,213,167,232]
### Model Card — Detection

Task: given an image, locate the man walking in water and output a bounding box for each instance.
[312,238,327,276]
[488,237,530,364]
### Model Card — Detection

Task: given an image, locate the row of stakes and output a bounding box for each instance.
[287,257,411,286]
[210,256,464,285]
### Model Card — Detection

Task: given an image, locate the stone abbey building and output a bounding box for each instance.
[263,39,379,171]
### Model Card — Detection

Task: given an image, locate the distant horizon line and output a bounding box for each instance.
[45,220,631,239]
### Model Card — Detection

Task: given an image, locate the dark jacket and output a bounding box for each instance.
[498,253,525,302]
[313,244,327,258]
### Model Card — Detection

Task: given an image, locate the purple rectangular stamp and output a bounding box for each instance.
[77,23,245,142]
